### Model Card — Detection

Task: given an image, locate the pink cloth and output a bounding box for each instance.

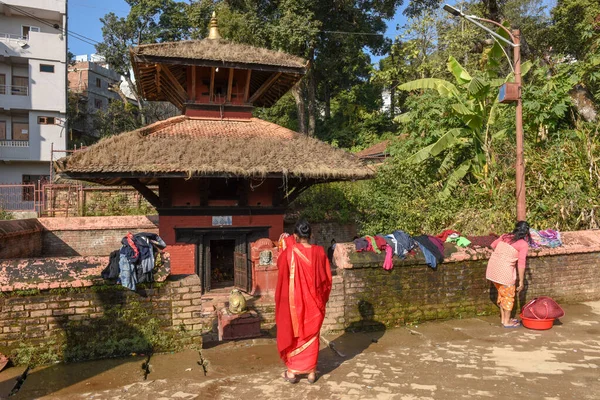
[491,235,529,272]
[383,245,393,270]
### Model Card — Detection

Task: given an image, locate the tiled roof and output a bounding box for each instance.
[356,140,390,159]
[55,116,374,182]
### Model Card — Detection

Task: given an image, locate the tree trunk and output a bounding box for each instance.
[324,83,331,120]
[570,85,598,122]
[307,48,316,137]
[291,82,307,134]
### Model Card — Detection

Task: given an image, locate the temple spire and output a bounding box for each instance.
[208,11,222,40]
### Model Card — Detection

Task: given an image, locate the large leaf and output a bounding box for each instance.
[487,23,513,73]
[520,60,532,77]
[438,161,471,200]
[447,56,472,85]
[451,104,483,130]
[492,129,507,140]
[408,128,465,164]
[407,143,435,164]
[429,128,464,157]
[487,101,500,126]
[467,76,490,98]
[398,78,459,98]
[506,60,534,82]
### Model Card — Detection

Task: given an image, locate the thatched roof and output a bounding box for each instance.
[54,116,374,185]
[132,39,307,72]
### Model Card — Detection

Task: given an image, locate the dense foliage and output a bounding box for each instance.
[88,0,600,234]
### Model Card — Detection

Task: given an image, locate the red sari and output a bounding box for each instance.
[275,243,332,374]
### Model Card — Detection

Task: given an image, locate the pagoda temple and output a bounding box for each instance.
[55,14,373,294]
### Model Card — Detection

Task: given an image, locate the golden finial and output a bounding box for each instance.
[208,11,222,40]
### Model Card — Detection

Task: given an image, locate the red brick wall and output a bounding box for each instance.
[0,219,44,259]
[159,214,284,275]
[38,216,159,257]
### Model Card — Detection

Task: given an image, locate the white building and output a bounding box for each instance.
[0,0,67,186]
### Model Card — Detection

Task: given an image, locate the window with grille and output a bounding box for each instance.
[96,78,102,88]
[38,116,56,125]
[94,99,103,109]
[0,74,5,95]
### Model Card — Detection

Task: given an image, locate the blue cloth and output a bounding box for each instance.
[415,241,438,269]
[391,230,415,256]
[119,254,137,290]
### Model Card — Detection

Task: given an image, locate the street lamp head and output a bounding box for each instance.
[443,4,462,17]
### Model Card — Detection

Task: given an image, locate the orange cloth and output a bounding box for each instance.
[275,243,332,373]
[494,282,515,311]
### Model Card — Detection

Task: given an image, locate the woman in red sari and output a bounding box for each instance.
[275,220,332,384]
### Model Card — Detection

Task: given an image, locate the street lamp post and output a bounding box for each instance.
[443,4,526,221]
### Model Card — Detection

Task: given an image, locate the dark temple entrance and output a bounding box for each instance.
[175,226,270,294]
[210,239,235,288]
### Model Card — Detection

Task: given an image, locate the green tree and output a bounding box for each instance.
[95,0,191,124]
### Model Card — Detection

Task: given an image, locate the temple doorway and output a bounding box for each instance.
[210,239,235,288]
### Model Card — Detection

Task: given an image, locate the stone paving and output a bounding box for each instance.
[3,301,600,400]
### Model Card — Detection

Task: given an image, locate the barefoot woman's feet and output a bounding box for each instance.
[307,372,317,384]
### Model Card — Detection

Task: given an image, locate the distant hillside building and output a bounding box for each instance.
[0,0,67,185]
[68,58,124,141]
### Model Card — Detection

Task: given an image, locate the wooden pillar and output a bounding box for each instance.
[243,70,252,103]
[209,67,215,103]
[191,65,197,102]
[227,68,234,103]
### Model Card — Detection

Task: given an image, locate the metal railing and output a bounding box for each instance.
[0,32,27,41]
[10,85,28,96]
[0,85,29,96]
[0,140,29,147]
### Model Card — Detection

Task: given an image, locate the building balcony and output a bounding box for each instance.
[0,140,30,160]
[0,85,30,110]
[0,31,65,62]
[1,0,65,15]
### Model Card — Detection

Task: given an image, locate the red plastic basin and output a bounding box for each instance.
[520,313,555,330]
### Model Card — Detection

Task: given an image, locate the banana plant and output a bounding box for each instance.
[396,55,531,200]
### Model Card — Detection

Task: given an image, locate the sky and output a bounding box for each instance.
[67,0,408,62]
